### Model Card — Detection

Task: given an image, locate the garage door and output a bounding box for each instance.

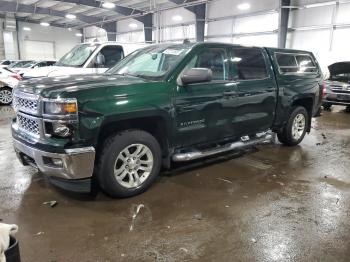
[23,40,55,60]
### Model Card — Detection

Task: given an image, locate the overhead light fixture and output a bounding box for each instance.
[172,15,183,22]
[66,14,76,19]
[23,27,31,31]
[102,2,116,9]
[237,3,251,10]
[68,28,72,31]
[40,22,50,27]
[305,1,336,8]
[129,23,138,29]
[76,33,83,37]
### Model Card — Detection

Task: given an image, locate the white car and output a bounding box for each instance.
[0,68,21,105]
[22,42,147,79]
[0,60,16,69]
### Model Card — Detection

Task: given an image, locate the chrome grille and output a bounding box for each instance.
[13,90,40,115]
[17,114,40,137]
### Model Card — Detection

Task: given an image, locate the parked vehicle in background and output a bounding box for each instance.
[323,62,350,111]
[22,42,147,79]
[0,60,16,68]
[0,68,21,105]
[12,42,323,197]
[15,60,56,75]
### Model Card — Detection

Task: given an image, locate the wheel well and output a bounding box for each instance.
[292,97,314,131]
[97,117,169,158]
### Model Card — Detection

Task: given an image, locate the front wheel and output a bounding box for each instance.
[0,87,13,105]
[96,130,162,198]
[277,106,309,146]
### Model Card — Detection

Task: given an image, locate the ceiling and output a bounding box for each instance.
[0,0,181,28]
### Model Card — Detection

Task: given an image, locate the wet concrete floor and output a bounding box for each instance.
[1,106,350,261]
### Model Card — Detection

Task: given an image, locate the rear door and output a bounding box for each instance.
[228,47,277,136]
[174,46,239,147]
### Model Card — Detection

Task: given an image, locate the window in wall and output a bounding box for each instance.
[231,48,268,80]
[185,48,228,81]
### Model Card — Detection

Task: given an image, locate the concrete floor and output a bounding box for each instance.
[1,106,350,262]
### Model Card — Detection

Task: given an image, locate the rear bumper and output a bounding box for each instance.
[13,138,95,180]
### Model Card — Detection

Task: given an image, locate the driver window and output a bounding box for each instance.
[185,48,228,81]
[97,46,124,68]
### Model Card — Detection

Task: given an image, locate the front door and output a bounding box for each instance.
[174,46,239,148]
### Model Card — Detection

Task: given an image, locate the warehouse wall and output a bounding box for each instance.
[17,22,81,60]
[287,1,350,74]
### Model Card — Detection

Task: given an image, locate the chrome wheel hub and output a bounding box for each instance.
[114,144,154,188]
[292,113,306,140]
[0,89,12,104]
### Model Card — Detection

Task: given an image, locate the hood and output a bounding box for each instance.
[328,62,350,76]
[22,66,74,78]
[17,73,150,97]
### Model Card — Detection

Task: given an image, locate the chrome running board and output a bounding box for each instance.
[172,132,273,162]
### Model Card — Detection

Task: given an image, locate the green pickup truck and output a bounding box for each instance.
[12,42,323,197]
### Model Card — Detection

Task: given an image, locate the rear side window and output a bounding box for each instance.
[231,48,268,80]
[275,52,318,74]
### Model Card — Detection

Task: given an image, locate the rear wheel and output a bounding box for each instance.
[0,87,13,105]
[277,106,309,146]
[96,130,162,198]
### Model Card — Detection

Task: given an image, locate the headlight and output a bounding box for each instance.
[44,99,77,115]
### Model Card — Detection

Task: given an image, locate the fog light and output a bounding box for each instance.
[52,158,63,167]
[52,123,71,137]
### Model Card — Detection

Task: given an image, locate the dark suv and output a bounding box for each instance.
[12,42,323,197]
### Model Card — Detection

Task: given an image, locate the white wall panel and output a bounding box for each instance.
[117,19,143,33]
[206,37,232,43]
[160,25,195,42]
[336,3,350,24]
[18,22,80,60]
[234,13,278,33]
[233,34,278,47]
[207,0,278,19]
[116,31,145,43]
[22,40,55,60]
[160,8,194,26]
[207,20,233,36]
[289,6,334,28]
[84,26,108,42]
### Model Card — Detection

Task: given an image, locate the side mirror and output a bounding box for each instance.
[95,53,105,67]
[180,68,212,86]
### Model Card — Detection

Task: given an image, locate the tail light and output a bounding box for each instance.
[322,81,326,97]
[11,74,22,81]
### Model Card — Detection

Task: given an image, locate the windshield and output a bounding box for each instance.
[22,62,37,68]
[9,61,34,68]
[56,44,99,67]
[329,73,350,83]
[107,45,191,80]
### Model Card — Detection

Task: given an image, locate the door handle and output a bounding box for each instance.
[223,91,237,96]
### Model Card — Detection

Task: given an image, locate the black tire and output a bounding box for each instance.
[96,130,162,198]
[323,103,332,111]
[277,106,309,146]
[0,87,13,105]
[345,106,350,113]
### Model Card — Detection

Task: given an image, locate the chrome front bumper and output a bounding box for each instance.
[13,138,95,180]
